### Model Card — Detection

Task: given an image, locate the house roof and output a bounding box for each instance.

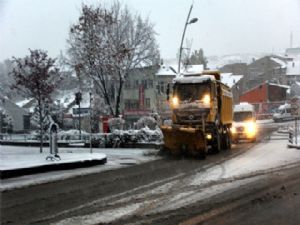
[270,57,287,68]
[221,73,243,88]
[155,64,204,76]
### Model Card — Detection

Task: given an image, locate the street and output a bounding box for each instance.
[2,122,300,225]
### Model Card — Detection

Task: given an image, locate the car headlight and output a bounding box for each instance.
[231,126,237,134]
[202,94,210,105]
[245,121,256,136]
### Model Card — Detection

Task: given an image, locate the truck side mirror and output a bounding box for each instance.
[166,83,170,101]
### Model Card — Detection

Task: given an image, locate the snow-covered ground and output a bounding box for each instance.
[50,134,300,224]
[0,146,158,191]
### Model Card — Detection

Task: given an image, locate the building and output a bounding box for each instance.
[154,65,177,121]
[285,47,300,57]
[246,56,287,90]
[122,66,159,127]
[0,96,29,132]
[286,59,300,85]
[220,73,244,104]
[239,82,289,118]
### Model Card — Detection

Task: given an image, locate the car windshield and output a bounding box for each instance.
[233,111,253,122]
[173,83,210,102]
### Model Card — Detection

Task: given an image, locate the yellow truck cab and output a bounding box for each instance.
[161,71,233,158]
[231,102,257,143]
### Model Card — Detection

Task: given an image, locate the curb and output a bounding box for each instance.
[287,144,300,149]
[0,157,107,179]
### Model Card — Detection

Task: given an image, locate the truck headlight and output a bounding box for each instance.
[245,121,256,136]
[202,94,210,105]
[172,96,179,107]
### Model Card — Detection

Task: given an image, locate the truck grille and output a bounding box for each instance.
[174,108,209,124]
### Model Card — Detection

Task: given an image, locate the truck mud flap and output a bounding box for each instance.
[161,126,207,157]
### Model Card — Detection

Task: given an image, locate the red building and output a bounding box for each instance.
[239,82,289,118]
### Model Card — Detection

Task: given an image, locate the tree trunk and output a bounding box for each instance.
[115,73,124,117]
[38,100,43,153]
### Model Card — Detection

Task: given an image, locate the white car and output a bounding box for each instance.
[231,103,257,143]
[273,104,293,122]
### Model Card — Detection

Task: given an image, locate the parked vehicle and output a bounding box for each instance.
[160,71,233,158]
[231,102,257,143]
[273,103,293,122]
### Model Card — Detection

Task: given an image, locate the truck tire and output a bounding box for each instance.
[226,133,232,150]
[212,131,221,153]
[222,130,232,150]
[199,144,208,159]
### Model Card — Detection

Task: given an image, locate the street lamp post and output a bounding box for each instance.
[89,92,93,154]
[178,4,198,75]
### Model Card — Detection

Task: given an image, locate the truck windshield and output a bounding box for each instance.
[233,111,253,122]
[173,83,210,102]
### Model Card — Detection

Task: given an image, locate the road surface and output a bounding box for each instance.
[1,121,300,225]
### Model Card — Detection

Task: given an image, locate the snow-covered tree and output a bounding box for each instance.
[0,108,13,133]
[108,117,125,132]
[10,49,61,153]
[184,48,208,69]
[68,1,160,117]
[135,116,157,130]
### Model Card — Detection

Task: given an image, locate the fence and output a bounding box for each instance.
[252,101,286,120]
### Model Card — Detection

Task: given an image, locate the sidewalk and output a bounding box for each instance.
[0,151,107,179]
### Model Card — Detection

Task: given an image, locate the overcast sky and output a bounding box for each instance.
[1,0,300,61]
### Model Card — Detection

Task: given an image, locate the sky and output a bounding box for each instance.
[0,0,300,62]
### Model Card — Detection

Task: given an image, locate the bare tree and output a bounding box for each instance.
[68,1,160,117]
[11,49,61,153]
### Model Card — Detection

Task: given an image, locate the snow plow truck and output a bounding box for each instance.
[160,71,233,158]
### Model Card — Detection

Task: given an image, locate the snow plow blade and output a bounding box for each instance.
[160,125,207,157]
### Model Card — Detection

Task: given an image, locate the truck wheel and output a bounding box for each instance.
[199,144,208,159]
[212,132,221,153]
[221,130,230,150]
[226,134,232,150]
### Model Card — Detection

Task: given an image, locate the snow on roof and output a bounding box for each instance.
[268,83,290,89]
[286,60,300,76]
[278,103,291,110]
[173,75,215,84]
[155,65,177,76]
[270,57,287,68]
[56,90,76,108]
[221,73,243,88]
[15,98,33,107]
[234,102,254,112]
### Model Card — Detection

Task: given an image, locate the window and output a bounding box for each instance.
[159,81,164,94]
[148,80,153,88]
[142,80,147,89]
[134,80,139,88]
[145,98,151,108]
[124,100,139,110]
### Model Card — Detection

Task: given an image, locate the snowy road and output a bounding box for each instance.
[1,122,300,225]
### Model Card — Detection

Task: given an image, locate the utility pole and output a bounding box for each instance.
[89,92,93,153]
[75,92,82,140]
[177,4,198,75]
